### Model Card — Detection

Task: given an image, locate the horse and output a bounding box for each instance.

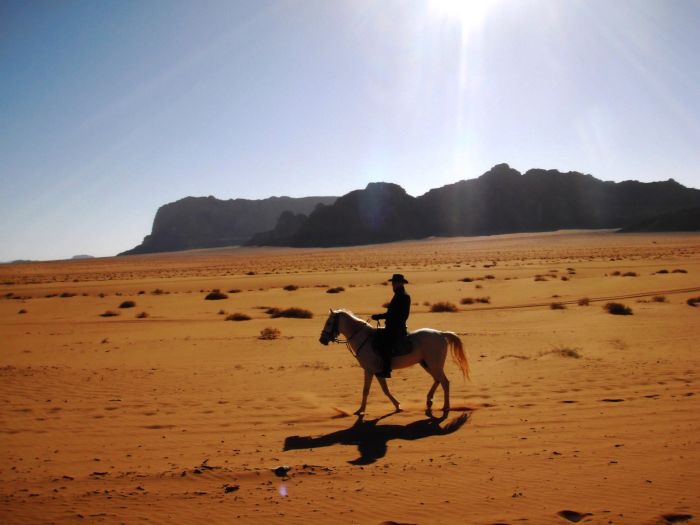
[319,309,470,416]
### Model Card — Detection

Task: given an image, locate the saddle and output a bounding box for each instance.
[373,334,413,357]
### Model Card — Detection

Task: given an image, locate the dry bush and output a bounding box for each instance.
[430,301,459,313]
[651,295,667,303]
[271,307,313,319]
[18,309,27,314]
[476,296,490,304]
[550,302,566,310]
[218,309,227,315]
[151,289,165,295]
[100,310,120,317]
[561,276,569,281]
[578,297,590,306]
[461,297,475,305]
[283,285,298,291]
[205,290,228,300]
[541,347,582,359]
[226,313,251,321]
[655,269,669,274]
[326,286,345,294]
[604,302,633,315]
[484,274,495,280]
[138,290,145,295]
[673,269,688,274]
[461,277,474,282]
[265,307,282,316]
[259,327,281,340]
[136,311,149,319]
[534,275,547,281]
[60,292,76,298]
[622,272,638,277]
[687,297,700,307]
[119,300,136,309]
[611,271,621,276]
[228,288,241,294]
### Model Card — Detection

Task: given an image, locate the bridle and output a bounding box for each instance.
[322,312,372,358]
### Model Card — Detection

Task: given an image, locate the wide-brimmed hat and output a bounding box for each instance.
[388,273,408,284]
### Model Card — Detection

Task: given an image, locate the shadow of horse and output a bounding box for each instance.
[283,412,471,465]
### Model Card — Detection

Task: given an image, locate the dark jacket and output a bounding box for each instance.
[375,288,411,336]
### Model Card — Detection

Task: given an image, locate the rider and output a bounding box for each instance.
[371,274,411,378]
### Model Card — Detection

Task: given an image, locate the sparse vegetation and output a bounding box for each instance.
[430,301,459,313]
[673,269,688,274]
[687,297,700,307]
[226,313,251,321]
[283,285,298,291]
[604,302,633,315]
[271,307,313,319]
[100,310,120,317]
[119,300,136,309]
[461,277,474,282]
[205,290,228,300]
[655,269,669,274]
[534,275,547,281]
[227,288,241,294]
[151,288,165,295]
[326,286,345,294]
[550,302,566,310]
[541,347,582,359]
[60,292,76,298]
[622,272,637,277]
[136,311,149,319]
[578,297,590,306]
[651,295,667,303]
[259,327,281,340]
[18,309,27,314]
[460,297,474,305]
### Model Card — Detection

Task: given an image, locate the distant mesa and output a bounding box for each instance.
[120,165,700,255]
[618,206,700,232]
[119,195,336,255]
[71,254,95,260]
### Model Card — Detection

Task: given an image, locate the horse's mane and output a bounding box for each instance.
[335,309,370,326]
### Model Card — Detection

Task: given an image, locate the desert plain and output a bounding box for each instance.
[1,230,699,525]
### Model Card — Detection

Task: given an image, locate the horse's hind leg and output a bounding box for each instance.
[426,380,438,410]
[377,377,401,412]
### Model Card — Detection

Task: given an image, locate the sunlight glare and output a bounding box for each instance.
[428,0,498,36]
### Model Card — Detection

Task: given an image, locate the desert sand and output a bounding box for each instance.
[1,230,699,525]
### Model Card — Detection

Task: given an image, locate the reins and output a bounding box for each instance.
[328,313,374,359]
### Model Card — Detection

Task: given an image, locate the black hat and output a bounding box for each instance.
[388,274,408,284]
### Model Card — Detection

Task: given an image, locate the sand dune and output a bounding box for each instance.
[1,231,698,524]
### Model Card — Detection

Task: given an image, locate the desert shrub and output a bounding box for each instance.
[265,307,282,316]
[271,307,313,319]
[461,277,474,282]
[656,269,669,274]
[246,271,256,276]
[461,297,475,305]
[475,284,483,289]
[550,302,566,310]
[100,310,120,317]
[622,272,637,277]
[228,288,241,294]
[604,302,633,315]
[687,297,700,307]
[151,288,164,295]
[578,297,590,306]
[534,275,547,281]
[326,287,345,294]
[561,276,569,281]
[136,311,149,319]
[476,297,491,304]
[651,295,667,303]
[611,271,621,276]
[226,313,251,321]
[673,269,688,274]
[119,300,136,309]
[430,301,458,313]
[18,309,27,314]
[138,290,145,295]
[541,347,582,359]
[484,274,495,280]
[259,327,281,340]
[60,292,76,298]
[283,285,298,291]
[205,290,228,300]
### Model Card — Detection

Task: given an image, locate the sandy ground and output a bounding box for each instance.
[1,230,699,525]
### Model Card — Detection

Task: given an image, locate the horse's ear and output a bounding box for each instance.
[329,308,334,314]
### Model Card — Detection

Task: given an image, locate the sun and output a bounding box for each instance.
[428,0,498,34]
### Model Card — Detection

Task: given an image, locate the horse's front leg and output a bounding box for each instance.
[376,377,401,412]
[355,369,373,415]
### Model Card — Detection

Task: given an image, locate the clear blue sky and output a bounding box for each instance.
[2,0,699,261]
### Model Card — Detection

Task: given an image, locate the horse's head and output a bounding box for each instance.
[319,309,339,346]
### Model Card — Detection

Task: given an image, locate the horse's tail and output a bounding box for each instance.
[443,331,470,381]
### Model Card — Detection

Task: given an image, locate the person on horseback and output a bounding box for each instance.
[371,274,411,378]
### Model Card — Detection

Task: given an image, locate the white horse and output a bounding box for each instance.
[319,309,470,415]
